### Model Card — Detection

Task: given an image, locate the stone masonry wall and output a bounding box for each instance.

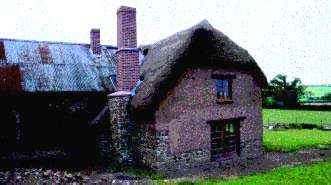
[135,123,156,167]
[153,130,212,171]
[108,92,134,164]
[135,126,213,171]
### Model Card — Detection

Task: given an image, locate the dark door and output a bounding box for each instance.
[211,120,240,162]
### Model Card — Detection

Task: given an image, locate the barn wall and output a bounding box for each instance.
[0,92,111,167]
[0,65,22,92]
[151,68,263,170]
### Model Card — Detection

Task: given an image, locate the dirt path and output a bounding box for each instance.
[1,147,331,184]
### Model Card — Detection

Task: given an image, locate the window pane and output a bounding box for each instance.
[215,79,231,101]
[223,80,229,97]
[229,123,234,133]
[216,80,223,98]
[225,122,235,134]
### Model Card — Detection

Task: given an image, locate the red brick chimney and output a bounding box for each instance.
[90,28,101,55]
[116,6,139,91]
[38,44,51,64]
[0,40,6,60]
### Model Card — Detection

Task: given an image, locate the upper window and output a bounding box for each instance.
[212,74,235,103]
[216,79,231,101]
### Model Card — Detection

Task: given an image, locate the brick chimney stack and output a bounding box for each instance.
[90,28,101,55]
[0,40,6,60]
[116,6,139,91]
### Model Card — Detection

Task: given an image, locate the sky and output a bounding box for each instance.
[0,0,330,85]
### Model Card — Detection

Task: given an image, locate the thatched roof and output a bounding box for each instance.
[130,20,267,115]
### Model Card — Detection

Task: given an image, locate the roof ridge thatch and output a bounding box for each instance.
[130,20,267,116]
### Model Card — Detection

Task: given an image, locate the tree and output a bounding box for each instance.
[303,91,314,101]
[322,93,331,101]
[263,74,306,107]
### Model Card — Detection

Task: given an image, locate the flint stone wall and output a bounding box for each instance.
[135,127,214,171]
[108,92,134,164]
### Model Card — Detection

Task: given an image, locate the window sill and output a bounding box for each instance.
[216,100,234,105]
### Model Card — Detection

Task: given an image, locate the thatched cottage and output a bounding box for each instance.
[0,6,267,171]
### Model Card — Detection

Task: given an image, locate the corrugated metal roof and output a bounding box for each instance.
[0,38,117,92]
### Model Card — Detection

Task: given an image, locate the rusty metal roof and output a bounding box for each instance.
[0,38,117,92]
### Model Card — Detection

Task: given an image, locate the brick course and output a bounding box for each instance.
[90,29,101,55]
[116,6,139,91]
[117,6,137,48]
[116,50,139,91]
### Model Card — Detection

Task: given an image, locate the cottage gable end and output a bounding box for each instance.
[154,68,262,153]
[130,20,267,118]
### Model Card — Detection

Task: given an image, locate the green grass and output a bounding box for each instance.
[263,129,331,152]
[306,86,331,97]
[300,85,331,102]
[263,109,331,125]
[162,158,331,185]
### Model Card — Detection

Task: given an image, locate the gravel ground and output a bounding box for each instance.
[0,168,152,184]
[1,147,331,184]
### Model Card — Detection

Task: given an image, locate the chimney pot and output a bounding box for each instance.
[90,28,101,55]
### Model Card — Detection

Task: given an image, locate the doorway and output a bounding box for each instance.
[210,118,241,162]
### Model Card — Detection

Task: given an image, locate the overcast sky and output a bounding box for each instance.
[1,0,330,85]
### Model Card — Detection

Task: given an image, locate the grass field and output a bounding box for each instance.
[263,109,331,125]
[164,158,331,185]
[300,85,331,102]
[263,129,331,152]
